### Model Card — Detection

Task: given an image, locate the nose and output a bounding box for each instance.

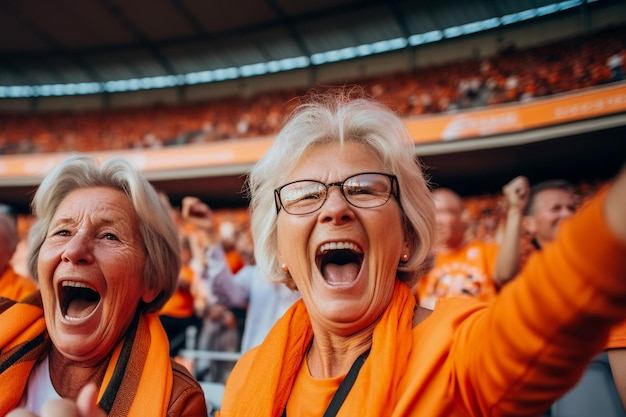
[61,233,94,264]
[319,186,355,224]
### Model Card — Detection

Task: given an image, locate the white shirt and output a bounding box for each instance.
[205,245,301,352]
[18,355,62,413]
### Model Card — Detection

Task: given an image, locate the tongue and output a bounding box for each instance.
[66,298,98,319]
[323,262,360,284]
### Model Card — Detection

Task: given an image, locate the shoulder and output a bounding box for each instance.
[168,360,209,417]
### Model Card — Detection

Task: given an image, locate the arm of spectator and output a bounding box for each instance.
[205,244,249,306]
[493,175,530,288]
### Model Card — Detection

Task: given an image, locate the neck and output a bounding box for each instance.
[306,325,373,379]
[49,346,108,399]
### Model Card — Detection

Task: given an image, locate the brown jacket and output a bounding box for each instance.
[169,360,209,417]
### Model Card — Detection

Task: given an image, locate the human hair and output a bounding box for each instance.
[524,179,575,216]
[26,155,181,313]
[247,89,435,288]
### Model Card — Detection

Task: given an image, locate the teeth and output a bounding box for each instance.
[319,242,362,254]
[61,281,94,290]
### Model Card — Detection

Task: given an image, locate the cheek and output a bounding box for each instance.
[37,244,59,282]
[276,217,308,261]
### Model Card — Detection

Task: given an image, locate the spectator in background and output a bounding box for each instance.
[158,235,205,360]
[519,179,626,416]
[177,199,249,383]
[522,179,577,254]
[0,210,37,301]
[607,49,624,82]
[219,221,245,275]
[181,196,300,354]
[415,176,529,308]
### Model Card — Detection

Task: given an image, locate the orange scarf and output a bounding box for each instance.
[0,292,173,416]
[219,280,415,417]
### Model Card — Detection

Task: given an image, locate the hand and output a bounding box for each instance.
[181,196,215,232]
[7,384,106,417]
[502,176,530,213]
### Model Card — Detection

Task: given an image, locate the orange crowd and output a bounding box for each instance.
[0,24,624,155]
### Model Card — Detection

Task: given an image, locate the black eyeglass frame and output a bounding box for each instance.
[274,172,400,215]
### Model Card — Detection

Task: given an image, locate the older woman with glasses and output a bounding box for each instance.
[217,90,626,417]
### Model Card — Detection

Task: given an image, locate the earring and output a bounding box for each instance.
[401,253,409,262]
[281,263,289,272]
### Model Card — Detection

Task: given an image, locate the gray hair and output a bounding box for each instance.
[27,155,180,313]
[525,179,575,216]
[247,90,435,288]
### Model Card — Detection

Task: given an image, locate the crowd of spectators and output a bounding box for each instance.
[0,24,624,155]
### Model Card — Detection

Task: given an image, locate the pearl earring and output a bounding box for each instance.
[281,263,289,272]
[401,254,409,262]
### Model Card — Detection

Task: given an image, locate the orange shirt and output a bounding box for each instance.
[159,265,195,318]
[0,266,37,301]
[416,240,499,308]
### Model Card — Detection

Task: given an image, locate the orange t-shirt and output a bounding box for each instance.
[416,240,499,309]
[0,266,37,301]
[159,265,195,318]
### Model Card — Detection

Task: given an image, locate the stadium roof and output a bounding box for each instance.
[0,0,608,95]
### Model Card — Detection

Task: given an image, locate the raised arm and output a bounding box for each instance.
[456,165,626,416]
[493,176,530,288]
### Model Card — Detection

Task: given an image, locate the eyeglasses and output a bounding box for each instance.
[274,172,399,215]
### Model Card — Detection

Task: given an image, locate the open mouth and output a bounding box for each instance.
[316,242,364,285]
[59,281,101,321]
